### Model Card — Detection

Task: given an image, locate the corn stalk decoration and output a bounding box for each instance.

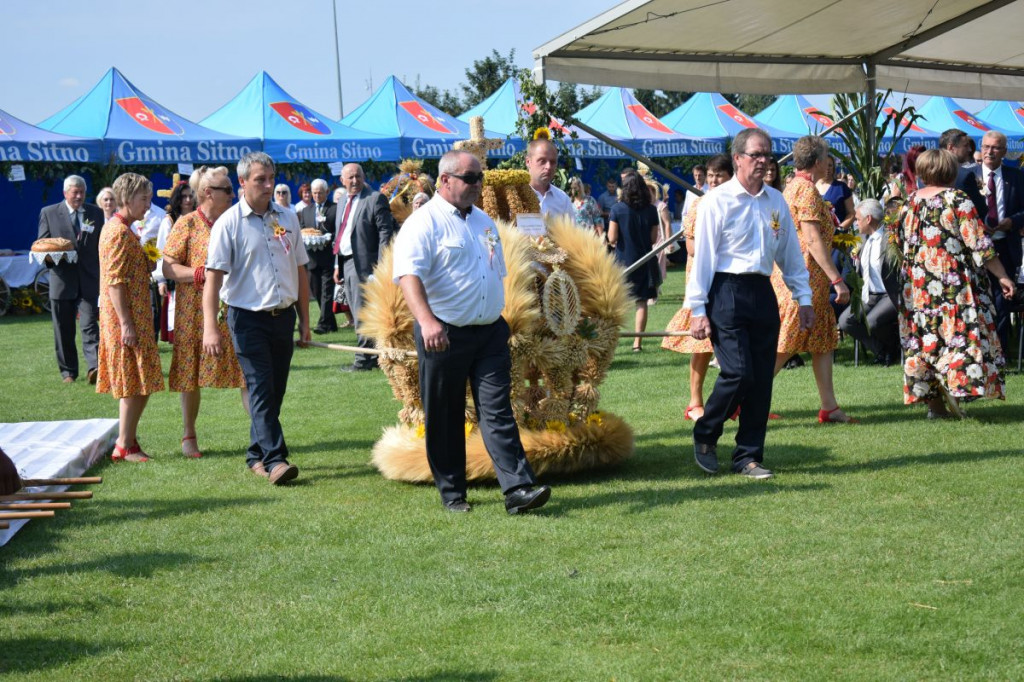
[821,91,924,201]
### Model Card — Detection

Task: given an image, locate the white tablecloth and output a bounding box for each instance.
[0,253,45,288]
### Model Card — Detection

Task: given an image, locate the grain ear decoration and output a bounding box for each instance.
[544,215,631,325]
[542,267,581,336]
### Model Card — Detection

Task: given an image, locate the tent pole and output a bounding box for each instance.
[865,61,876,154]
[332,0,344,119]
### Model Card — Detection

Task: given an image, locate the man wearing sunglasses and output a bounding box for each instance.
[392,150,552,515]
[686,128,813,481]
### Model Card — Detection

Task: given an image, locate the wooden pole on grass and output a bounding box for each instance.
[0,491,92,502]
[0,511,55,520]
[20,476,102,487]
[0,502,72,511]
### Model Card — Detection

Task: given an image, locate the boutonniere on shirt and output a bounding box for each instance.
[769,209,781,236]
[978,176,989,196]
[316,205,326,224]
[270,219,291,254]
[484,227,499,266]
[80,218,96,233]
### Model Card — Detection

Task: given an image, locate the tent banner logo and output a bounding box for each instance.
[0,114,15,136]
[953,110,989,131]
[116,97,183,135]
[803,107,840,133]
[626,104,675,134]
[399,101,453,134]
[270,102,330,135]
[717,104,758,129]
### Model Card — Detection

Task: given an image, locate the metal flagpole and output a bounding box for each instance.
[332,0,344,119]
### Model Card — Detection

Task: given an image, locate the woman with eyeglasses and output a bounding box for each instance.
[771,135,856,423]
[161,166,247,458]
[274,183,294,212]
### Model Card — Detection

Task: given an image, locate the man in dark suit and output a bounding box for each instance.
[976,131,1024,352]
[297,178,337,334]
[839,198,900,366]
[332,163,396,371]
[37,175,105,383]
[940,128,986,212]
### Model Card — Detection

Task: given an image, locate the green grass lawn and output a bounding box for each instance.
[1,265,1022,681]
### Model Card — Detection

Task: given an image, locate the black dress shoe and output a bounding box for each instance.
[313,327,329,335]
[504,485,551,515]
[443,498,471,513]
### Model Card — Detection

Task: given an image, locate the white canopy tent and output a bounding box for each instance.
[533,0,1024,101]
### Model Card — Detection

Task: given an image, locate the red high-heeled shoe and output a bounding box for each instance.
[181,436,203,459]
[111,442,150,462]
[818,407,858,424]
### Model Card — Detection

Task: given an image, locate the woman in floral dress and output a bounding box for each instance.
[662,154,733,420]
[771,136,856,423]
[895,149,1014,417]
[569,177,603,236]
[162,166,247,457]
[97,173,164,462]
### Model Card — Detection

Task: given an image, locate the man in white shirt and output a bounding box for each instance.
[839,199,899,365]
[681,164,709,218]
[204,152,311,485]
[687,128,813,480]
[393,150,551,515]
[526,139,574,222]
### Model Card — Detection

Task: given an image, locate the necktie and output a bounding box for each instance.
[72,210,81,240]
[333,199,354,255]
[861,233,874,304]
[986,171,998,228]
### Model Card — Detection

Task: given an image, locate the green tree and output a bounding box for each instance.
[460,49,519,110]
[412,76,462,114]
[634,89,691,117]
[723,93,776,117]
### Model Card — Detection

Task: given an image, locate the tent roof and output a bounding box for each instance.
[977,100,1024,134]
[533,0,1024,100]
[914,95,1011,140]
[458,78,523,135]
[200,71,398,163]
[341,75,519,158]
[659,92,795,148]
[0,107,102,162]
[751,94,850,154]
[37,68,258,164]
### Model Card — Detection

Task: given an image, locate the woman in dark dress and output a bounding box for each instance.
[608,172,661,352]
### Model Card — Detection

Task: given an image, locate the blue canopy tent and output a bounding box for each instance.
[874,103,942,152]
[753,95,850,154]
[914,96,1023,152]
[0,107,102,163]
[567,87,709,157]
[200,71,398,164]
[38,67,258,164]
[341,75,519,159]
[661,93,797,155]
[976,100,1024,152]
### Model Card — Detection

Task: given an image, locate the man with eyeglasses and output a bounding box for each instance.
[525,139,574,222]
[331,163,396,371]
[686,128,813,480]
[392,150,552,515]
[204,151,311,485]
[976,130,1024,352]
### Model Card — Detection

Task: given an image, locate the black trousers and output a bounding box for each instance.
[693,273,780,470]
[51,296,99,379]
[990,236,1022,354]
[839,292,899,360]
[309,265,336,331]
[415,317,536,503]
[228,306,296,470]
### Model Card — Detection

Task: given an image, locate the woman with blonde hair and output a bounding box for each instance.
[96,187,117,222]
[162,166,247,457]
[663,154,733,420]
[772,135,855,423]
[96,173,164,461]
[568,176,602,235]
[646,179,672,304]
[895,148,1014,417]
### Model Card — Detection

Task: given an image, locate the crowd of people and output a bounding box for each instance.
[28,124,1020,503]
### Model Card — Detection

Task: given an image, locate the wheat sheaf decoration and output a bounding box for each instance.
[363,185,634,482]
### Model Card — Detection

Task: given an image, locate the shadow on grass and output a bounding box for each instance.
[791,446,1018,476]
[68,495,268,527]
[0,636,122,674]
[4,550,199,583]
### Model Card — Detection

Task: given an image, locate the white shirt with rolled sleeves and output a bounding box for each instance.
[685,176,811,318]
[206,197,309,312]
[531,183,575,222]
[392,195,506,327]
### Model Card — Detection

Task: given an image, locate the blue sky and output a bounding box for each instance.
[1,0,988,126]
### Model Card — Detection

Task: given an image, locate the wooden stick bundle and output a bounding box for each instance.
[0,502,72,511]
[20,476,102,487]
[0,491,93,502]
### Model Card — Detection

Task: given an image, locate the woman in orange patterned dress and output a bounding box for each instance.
[96,173,165,461]
[162,167,247,458]
[662,154,733,420]
[771,137,856,423]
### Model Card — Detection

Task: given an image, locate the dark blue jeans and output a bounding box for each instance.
[228,306,296,470]
[692,274,780,470]
[415,317,536,503]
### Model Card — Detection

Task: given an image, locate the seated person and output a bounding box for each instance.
[839,199,900,365]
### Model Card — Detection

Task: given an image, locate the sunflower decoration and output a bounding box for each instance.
[142,238,161,263]
[533,127,551,141]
